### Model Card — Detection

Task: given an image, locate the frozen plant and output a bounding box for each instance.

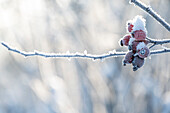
[120,15,150,71]
[1,0,170,71]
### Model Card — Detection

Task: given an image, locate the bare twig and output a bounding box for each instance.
[147,37,170,49]
[1,42,126,60]
[149,44,156,49]
[147,37,170,44]
[130,0,170,31]
[2,42,170,60]
[150,48,170,55]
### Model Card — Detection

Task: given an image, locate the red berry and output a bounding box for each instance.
[132,56,144,71]
[121,34,132,46]
[133,30,146,41]
[131,41,140,51]
[123,51,134,65]
[131,40,148,52]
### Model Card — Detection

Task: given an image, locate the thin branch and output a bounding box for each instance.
[149,44,156,49]
[147,37,170,44]
[1,42,126,60]
[150,48,170,55]
[1,42,170,60]
[147,37,170,48]
[130,0,170,31]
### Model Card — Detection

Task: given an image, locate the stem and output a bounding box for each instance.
[2,42,170,60]
[147,37,170,48]
[130,0,170,31]
[1,42,126,60]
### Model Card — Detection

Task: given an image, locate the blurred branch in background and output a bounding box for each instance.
[130,0,170,31]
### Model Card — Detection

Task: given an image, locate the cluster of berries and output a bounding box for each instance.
[120,16,150,71]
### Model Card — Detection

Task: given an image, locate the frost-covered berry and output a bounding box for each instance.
[120,34,132,46]
[131,41,148,52]
[133,30,146,41]
[131,41,140,51]
[128,37,135,48]
[127,15,147,34]
[137,47,150,58]
[121,15,149,71]
[132,56,144,71]
[123,51,134,66]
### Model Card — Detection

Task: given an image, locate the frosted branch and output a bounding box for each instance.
[1,42,126,60]
[147,37,170,44]
[2,42,170,60]
[147,37,170,49]
[150,48,170,55]
[130,0,170,31]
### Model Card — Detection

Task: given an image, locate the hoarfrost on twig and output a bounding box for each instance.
[1,42,170,60]
[130,0,170,31]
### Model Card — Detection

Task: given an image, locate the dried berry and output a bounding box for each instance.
[123,51,134,66]
[132,56,144,71]
[120,35,132,46]
[133,30,146,41]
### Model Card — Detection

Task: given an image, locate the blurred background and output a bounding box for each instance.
[0,0,170,113]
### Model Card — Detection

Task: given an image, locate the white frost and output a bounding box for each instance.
[127,15,147,33]
[84,50,87,55]
[136,42,146,50]
[129,37,135,46]
[132,15,147,33]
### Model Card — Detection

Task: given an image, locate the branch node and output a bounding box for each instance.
[146,7,150,12]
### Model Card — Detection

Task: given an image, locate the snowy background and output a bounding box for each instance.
[0,0,170,113]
